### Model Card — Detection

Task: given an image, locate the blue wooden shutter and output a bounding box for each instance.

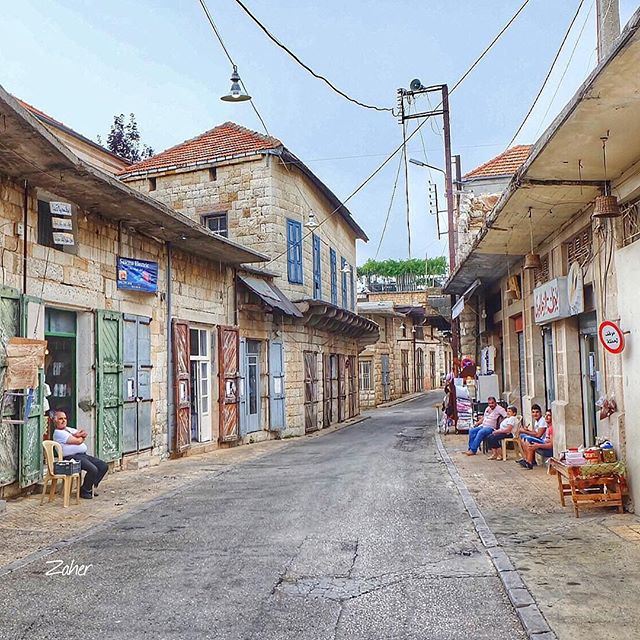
[330,249,337,305]
[350,266,356,310]
[287,219,303,284]
[341,257,348,308]
[312,234,322,299]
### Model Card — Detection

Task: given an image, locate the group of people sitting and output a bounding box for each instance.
[464,397,553,469]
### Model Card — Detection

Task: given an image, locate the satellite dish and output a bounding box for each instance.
[410,78,424,91]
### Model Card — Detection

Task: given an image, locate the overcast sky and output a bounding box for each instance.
[1,0,637,264]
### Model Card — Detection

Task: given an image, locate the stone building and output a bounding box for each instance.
[119,122,378,440]
[0,88,266,497]
[357,289,451,408]
[446,8,640,506]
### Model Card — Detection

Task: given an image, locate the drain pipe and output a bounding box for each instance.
[22,180,28,295]
[166,242,174,455]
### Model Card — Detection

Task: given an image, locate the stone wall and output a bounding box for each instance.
[0,174,234,495]
[123,155,359,308]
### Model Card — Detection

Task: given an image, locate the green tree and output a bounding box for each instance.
[357,257,447,278]
[98,113,154,162]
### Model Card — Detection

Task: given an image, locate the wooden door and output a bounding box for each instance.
[338,355,346,422]
[218,326,239,442]
[172,319,191,453]
[269,340,286,431]
[323,354,331,428]
[96,310,123,462]
[304,351,318,433]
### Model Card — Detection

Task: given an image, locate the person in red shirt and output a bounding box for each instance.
[519,410,554,469]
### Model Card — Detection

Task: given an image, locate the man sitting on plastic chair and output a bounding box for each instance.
[465,396,507,456]
[52,411,108,500]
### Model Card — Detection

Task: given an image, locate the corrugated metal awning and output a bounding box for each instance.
[237,275,303,317]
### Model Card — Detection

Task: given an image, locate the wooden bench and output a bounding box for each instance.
[549,458,625,518]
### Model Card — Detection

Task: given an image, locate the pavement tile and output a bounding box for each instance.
[517,605,552,635]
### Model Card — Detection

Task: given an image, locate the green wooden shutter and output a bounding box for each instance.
[96,310,123,462]
[18,296,45,487]
[0,287,21,486]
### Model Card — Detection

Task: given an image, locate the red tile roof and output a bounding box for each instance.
[118,122,281,176]
[463,145,532,180]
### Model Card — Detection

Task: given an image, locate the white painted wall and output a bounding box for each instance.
[615,240,640,507]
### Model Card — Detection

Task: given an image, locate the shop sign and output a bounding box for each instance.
[534,277,570,325]
[49,202,72,216]
[451,297,465,320]
[52,232,75,246]
[52,217,73,231]
[598,321,625,354]
[117,257,158,293]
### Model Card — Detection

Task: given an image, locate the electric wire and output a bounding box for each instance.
[198,0,271,135]
[507,0,586,147]
[534,0,594,138]
[198,0,536,268]
[231,0,392,113]
[374,150,404,260]
[264,0,537,267]
[402,120,412,257]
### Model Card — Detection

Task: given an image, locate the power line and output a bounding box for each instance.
[198,0,235,65]
[507,0,586,147]
[230,0,393,113]
[374,150,404,259]
[199,0,534,267]
[534,0,594,138]
[402,120,412,257]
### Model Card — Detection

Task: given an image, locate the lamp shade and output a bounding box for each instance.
[523,253,542,270]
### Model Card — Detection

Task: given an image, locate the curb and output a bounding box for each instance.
[435,432,557,640]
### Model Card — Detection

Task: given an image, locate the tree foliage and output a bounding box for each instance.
[357,257,447,278]
[99,113,154,162]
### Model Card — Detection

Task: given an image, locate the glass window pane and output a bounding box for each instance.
[46,309,76,335]
[200,330,208,357]
[190,329,199,356]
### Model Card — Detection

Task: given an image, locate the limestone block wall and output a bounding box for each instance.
[123,156,360,309]
[0,175,232,467]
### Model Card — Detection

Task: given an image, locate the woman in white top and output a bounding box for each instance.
[486,405,519,460]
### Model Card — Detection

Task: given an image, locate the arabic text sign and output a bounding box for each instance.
[49,202,73,216]
[598,321,625,354]
[533,277,570,325]
[117,257,158,293]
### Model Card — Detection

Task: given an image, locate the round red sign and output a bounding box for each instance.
[598,321,625,355]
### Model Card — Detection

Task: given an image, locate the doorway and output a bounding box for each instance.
[244,340,261,433]
[579,313,599,447]
[123,315,152,453]
[190,327,212,442]
[304,351,319,432]
[381,354,390,402]
[542,326,556,410]
[45,308,77,427]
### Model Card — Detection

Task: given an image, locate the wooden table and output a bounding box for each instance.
[549,458,625,518]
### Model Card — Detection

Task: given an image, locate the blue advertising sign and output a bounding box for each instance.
[117,257,158,293]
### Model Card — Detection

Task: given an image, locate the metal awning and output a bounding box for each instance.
[446,7,640,294]
[0,87,267,266]
[237,275,303,317]
[295,299,380,345]
[356,301,402,317]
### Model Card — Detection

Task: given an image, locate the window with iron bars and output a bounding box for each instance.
[622,200,640,247]
[564,226,593,269]
[534,254,550,287]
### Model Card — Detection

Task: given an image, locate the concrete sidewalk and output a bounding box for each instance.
[441,432,640,640]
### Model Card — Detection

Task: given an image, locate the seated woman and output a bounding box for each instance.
[519,410,553,469]
[485,405,519,460]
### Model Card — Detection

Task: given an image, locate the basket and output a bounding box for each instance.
[53,460,81,476]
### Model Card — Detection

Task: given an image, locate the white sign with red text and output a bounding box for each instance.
[598,321,625,354]
[533,277,570,325]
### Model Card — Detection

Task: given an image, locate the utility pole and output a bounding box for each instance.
[397,80,460,372]
[596,0,621,62]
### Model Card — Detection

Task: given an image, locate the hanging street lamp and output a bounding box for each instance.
[221,65,251,102]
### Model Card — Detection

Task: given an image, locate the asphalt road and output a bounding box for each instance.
[0,393,525,640]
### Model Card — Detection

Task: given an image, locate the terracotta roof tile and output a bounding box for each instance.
[463,145,532,180]
[118,122,281,176]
